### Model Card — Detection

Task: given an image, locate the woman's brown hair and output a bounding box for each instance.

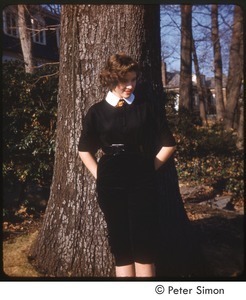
[99,53,140,90]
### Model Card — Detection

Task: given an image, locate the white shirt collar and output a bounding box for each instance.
[105,91,135,107]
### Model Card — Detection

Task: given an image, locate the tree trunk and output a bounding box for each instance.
[236,103,243,150]
[192,38,207,126]
[29,4,163,277]
[179,5,192,112]
[211,4,225,122]
[224,5,243,130]
[18,5,34,74]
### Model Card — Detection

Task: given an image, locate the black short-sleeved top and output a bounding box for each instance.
[78,95,176,157]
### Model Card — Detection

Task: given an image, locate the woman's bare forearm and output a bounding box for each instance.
[154,146,176,170]
[79,151,98,179]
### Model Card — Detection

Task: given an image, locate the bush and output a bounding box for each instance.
[164,94,244,201]
[3,60,58,189]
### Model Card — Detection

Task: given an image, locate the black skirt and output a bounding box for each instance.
[96,153,158,266]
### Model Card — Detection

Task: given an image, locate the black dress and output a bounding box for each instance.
[78,94,176,266]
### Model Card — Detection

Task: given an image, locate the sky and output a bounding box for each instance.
[160,4,235,78]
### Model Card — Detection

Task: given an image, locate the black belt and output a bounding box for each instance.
[102,144,144,156]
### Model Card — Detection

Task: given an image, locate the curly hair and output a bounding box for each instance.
[99,53,140,90]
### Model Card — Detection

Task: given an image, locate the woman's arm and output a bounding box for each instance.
[79,151,98,179]
[154,146,176,170]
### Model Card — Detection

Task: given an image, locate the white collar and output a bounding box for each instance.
[105,91,135,107]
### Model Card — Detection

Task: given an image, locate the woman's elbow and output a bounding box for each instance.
[79,151,89,161]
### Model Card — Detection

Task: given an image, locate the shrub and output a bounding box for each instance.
[3,60,58,188]
[164,93,244,201]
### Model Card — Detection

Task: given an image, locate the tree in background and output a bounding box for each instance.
[179,5,192,112]
[29,4,164,277]
[18,5,34,73]
[211,4,225,122]
[224,5,243,133]
[161,5,234,83]
[192,38,208,125]
[161,5,238,120]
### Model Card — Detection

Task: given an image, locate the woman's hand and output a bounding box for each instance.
[154,146,176,170]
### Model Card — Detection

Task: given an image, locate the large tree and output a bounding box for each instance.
[29,4,164,277]
[179,5,192,112]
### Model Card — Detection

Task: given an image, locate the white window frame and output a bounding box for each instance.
[3,8,19,38]
[31,14,46,45]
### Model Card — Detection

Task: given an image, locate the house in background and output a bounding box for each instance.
[161,62,227,115]
[2,5,60,65]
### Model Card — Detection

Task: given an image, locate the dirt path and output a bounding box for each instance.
[185,203,244,277]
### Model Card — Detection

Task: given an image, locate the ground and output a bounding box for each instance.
[2,182,245,278]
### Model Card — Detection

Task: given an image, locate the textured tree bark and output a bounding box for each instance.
[18,5,34,74]
[224,5,243,130]
[211,4,225,122]
[179,5,192,112]
[29,4,163,277]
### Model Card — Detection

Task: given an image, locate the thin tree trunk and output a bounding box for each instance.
[18,5,34,74]
[236,104,243,150]
[192,38,207,126]
[29,4,163,277]
[224,5,243,130]
[211,4,225,122]
[179,5,192,112]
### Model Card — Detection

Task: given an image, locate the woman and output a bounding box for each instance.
[78,53,176,277]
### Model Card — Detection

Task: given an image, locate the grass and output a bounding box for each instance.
[3,231,41,277]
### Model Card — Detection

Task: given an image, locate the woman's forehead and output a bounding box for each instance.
[121,71,137,81]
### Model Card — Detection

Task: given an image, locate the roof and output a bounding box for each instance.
[165,71,227,89]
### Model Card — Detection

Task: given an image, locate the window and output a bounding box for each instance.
[31,15,46,45]
[3,8,19,38]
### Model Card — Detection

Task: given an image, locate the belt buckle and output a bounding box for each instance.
[111,144,125,156]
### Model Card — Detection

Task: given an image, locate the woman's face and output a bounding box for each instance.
[112,71,137,99]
